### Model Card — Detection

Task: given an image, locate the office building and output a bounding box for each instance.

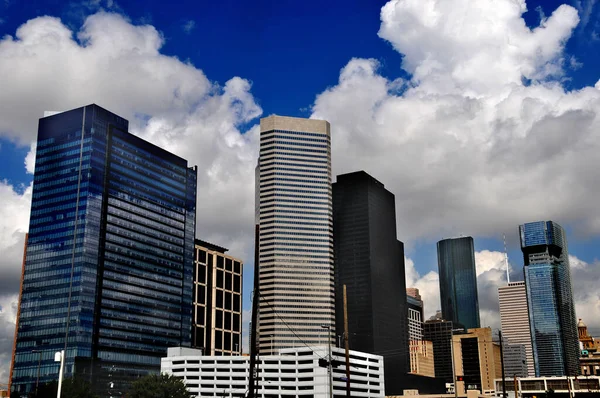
[502,343,528,379]
[520,221,579,376]
[192,240,243,356]
[256,115,334,355]
[332,171,409,394]
[498,281,534,376]
[11,105,197,396]
[407,290,424,341]
[423,319,455,383]
[437,237,480,330]
[161,346,385,398]
[409,340,435,378]
[452,328,502,396]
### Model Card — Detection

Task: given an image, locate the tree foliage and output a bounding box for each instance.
[28,377,98,398]
[125,373,191,398]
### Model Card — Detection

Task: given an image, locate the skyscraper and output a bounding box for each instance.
[498,281,534,376]
[11,105,197,396]
[192,240,243,355]
[520,221,579,376]
[256,115,334,355]
[437,236,480,330]
[332,170,409,393]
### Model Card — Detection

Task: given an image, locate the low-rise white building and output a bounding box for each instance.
[161,346,385,398]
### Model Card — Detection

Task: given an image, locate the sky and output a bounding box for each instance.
[1,0,600,384]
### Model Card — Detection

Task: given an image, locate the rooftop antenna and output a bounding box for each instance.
[503,234,510,283]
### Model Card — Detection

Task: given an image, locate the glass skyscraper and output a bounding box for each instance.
[256,115,334,355]
[520,221,579,377]
[437,236,480,330]
[11,104,197,396]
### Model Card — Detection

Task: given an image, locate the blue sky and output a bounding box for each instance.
[2,0,600,264]
[1,0,600,363]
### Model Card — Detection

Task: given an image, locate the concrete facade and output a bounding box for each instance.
[256,115,334,355]
[192,240,243,356]
[410,340,435,378]
[162,346,385,398]
[498,281,534,377]
[452,328,502,396]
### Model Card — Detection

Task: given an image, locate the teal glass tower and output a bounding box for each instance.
[437,236,480,330]
[11,105,197,396]
[520,221,579,377]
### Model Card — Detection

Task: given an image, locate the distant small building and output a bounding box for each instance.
[407,289,425,341]
[409,340,435,378]
[578,318,600,353]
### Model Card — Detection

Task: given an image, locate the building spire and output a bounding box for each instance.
[503,234,510,283]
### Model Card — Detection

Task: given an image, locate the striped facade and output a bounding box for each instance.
[257,115,334,355]
[498,281,534,377]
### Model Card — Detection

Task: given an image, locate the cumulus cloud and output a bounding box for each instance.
[0,11,261,257]
[0,11,261,383]
[405,256,440,319]
[0,294,19,386]
[314,0,600,245]
[406,251,510,329]
[569,255,600,334]
[0,179,30,384]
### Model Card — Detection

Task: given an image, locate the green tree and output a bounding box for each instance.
[126,373,191,398]
[29,378,98,398]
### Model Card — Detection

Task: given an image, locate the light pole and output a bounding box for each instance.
[54,350,65,398]
[321,325,333,398]
[32,349,43,396]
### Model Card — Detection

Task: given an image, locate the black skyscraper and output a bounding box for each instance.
[437,236,480,330]
[333,171,408,395]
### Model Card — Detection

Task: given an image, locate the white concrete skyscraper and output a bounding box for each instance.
[256,115,334,355]
[498,281,534,376]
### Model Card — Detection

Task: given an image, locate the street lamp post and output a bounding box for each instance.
[321,325,333,398]
[54,350,65,398]
[32,350,43,396]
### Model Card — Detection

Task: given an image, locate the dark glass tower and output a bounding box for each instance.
[437,236,480,330]
[520,221,579,377]
[423,319,454,383]
[333,171,408,395]
[11,105,197,396]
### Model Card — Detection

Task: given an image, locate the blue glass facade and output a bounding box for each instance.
[11,105,196,396]
[437,237,480,330]
[520,221,579,377]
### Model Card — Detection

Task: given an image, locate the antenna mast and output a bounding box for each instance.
[503,234,510,284]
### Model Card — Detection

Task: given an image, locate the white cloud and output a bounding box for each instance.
[313,0,600,245]
[24,142,35,174]
[406,251,511,330]
[0,294,19,386]
[182,20,196,34]
[569,256,600,335]
[0,11,261,383]
[0,11,261,258]
[0,179,30,385]
[405,256,440,319]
